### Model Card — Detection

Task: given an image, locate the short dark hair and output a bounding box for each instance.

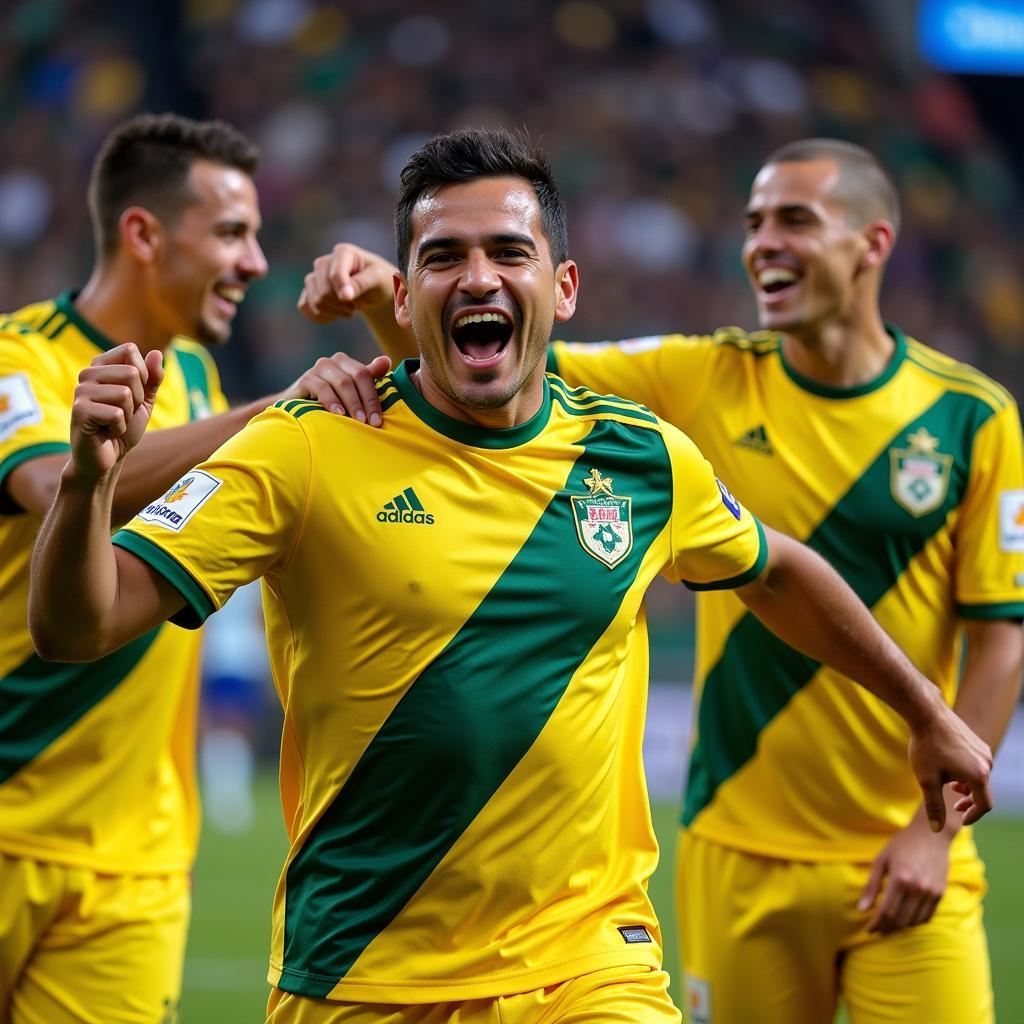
[394,127,568,271]
[88,112,260,258]
[763,138,901,238]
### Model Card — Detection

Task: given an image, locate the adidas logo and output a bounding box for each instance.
[376,486,435,525]
[734,424,773,455]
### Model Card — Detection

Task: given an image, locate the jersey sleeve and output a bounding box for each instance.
[955,400,1024,618]
[547,334,716,429]
[658,422,768,590]
[0,336,72,502]
[112,405,312,629]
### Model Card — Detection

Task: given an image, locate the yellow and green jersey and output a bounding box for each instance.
[550,326,1024,865]
[115,360,765,1002]
[0,290,227,873]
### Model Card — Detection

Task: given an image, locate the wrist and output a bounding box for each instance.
[902,676,946,733]
[60,458,120,495]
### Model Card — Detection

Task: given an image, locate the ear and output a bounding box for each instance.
[394,272,412,328]
[858,220,895,272]
[553,260,579,323]
[119,207,165,265]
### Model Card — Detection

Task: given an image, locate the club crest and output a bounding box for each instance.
[889,427,952,517]
[571,468,633,568]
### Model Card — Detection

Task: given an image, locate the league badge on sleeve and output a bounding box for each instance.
[136,470,223,532]
[0,373,43,441]
[889,427,952,517]
[572,468,633,568]
[716,478,742,520]
[1000,490,1024,552]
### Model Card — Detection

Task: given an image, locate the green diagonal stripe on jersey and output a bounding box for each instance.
[280,419,673,996]
[682,390,996,827]
[173,348,213,422]
[0,628,161,783]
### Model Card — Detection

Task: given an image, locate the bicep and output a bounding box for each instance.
[110,547,189,644]
[4,453,68,516]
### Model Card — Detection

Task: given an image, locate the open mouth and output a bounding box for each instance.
[757,267,801,299]
[213,282,246,312]
[450,311,514,364]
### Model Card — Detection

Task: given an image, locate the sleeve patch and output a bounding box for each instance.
[999,490,1024,552]
[717,478,742,520]
[0,374,43,441]
[135,470,223,533]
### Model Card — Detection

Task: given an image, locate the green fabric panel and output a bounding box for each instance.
[173,348,212,422]
[54,291,115,351]
[546,346,560,375]
[0,628,161,783]
[378,390,402,414]
[780,324,907,399]
[391,361,553,449]
[957,601,1024,620]
[293,405,329,420]
[280,418,674,997]
[682,390,996,827]
[113,530,216,629]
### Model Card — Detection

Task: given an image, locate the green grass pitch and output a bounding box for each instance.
[182,776,1024,1022]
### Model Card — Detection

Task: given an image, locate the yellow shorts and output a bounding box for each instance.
[676,830,992,1024]
[266,965,681,1023]
[0,852,190,1024]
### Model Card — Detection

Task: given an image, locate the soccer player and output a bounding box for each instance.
[29,128,995,1024]
[0,113,364,1024]
[310,139,1024,1023]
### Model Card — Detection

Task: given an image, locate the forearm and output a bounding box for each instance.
[110,400,265,524]
[955,619,1024,752]
[30,465,124,660]
[738,532,943,728]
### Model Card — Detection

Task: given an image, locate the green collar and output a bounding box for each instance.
[391,360,552,449]
[55,290,116,352]
[779,324,907,399]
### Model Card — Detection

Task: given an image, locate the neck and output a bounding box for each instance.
[75,264,171,354]
[412,364,545,430]
[780,308,894,389]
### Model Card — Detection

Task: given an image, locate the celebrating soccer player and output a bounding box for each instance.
[31,129,995,1024]
[0,113,373,1023]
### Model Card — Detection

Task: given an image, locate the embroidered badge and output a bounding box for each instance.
[889,427,952,517]
[571,468,633,568]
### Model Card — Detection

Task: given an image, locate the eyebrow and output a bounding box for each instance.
[744,203,820,221]
[214,218,259,233]
[415,232,538,261]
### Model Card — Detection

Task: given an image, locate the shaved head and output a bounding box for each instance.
[762,139,900,239]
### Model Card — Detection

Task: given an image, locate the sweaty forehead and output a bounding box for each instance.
[412,177,542,242]
[185,161,260,219]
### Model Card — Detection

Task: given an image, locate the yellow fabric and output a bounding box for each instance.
[676,831,991,1024]
[0,852,189,1024]
[266,966,680,1024]
[0,292,226,873]
[551,328,1024,864]
[117,362,764,1003]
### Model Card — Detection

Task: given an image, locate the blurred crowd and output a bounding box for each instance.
[2,0,1023,401]
[4,0,1024,781]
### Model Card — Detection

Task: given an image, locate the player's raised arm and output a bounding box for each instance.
[29,344,186,660]
[5,345,393,525]
[299,242,416,361]
[736,526,993,831]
